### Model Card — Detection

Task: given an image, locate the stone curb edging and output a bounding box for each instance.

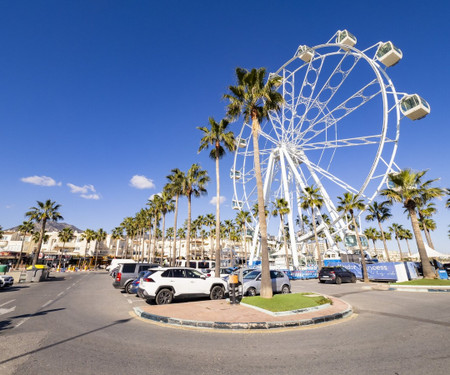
[133,306,353,330]
[386,285,450,293]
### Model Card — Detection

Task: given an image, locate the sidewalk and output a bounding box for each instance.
[134,295,353,330]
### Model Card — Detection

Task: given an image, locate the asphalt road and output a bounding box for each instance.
[1,272,449,375]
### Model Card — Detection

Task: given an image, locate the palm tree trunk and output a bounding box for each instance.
[160,214,166,266]
[423,225,435,249]
[280,214,289,270]
[57,242,65,269]
[405,238,412,257]
[311,210,322,268]
[215,149,221,276]
[16,236,26,270]
[408,207,434,278]
[377,220,391,262]
[147,223,152,262]
[152,217,158,263]
[94,241,99,269]
[352,216,369,282]
[395,236,404,261]
[186,195,192,264]
[252,116,272,298]
[32,219,46,267]
[171,195,179,266]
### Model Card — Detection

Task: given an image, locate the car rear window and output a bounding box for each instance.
[122,264,136,273]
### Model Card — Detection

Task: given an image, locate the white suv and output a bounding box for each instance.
[137,267,228,305]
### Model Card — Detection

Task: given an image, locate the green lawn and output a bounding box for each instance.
[241,293,331,312]
[393,279,450,286]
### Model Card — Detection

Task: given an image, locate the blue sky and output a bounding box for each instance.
[0,1,449,253]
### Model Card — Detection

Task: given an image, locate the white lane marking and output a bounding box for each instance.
[57,292,64,297]
[0,299,15,307]
[0,306,16,315]
[128,299,132,304]
[41,300,54,308]
[15,317,30,328]
[66,287,71,290]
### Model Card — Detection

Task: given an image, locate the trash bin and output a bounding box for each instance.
[25,265,49,282]
[0,264,8,274]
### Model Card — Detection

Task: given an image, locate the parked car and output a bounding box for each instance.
[319,266,356,284]
[137,267,228,305]
[128,270,157,294]
[0,275,14,288]
[113,262,159,292]
[443,263,450,277]
[242,270,291,296]
[106,258,135,273]
[207,267,235,280]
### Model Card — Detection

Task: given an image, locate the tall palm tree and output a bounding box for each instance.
[25,199,63,267]
[57,227,74,269]
[16,220,35,269]
[205,213,215,258]
[389,223,404,260]
[381,169,445,279]
[120,216,135,259]
[80,229,96,268]
[400,228,413,257]
[224,67,284,299]
[416,201,437,249]
[235,210,251,265]
[198,116,236,276]
[111,227,123,258]
[272,198,291,269]
[94,228,107,269]
[336,192,369,282]
[159,189,175,265]
[364,227,379,254]
[300,186,324,268]
[366,201,392,262]
[166,168,186,266]
[183,164,210,264]
[176,227,186,261]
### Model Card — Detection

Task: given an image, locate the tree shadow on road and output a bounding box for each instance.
[0,318,132,365]
[0,308,65,332]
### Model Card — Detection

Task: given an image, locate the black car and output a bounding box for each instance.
[319,266,357,284]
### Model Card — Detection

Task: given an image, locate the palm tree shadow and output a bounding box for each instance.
[0,308,65,331]
[0,318,132,365]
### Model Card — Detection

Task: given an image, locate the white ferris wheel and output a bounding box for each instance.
[231,30,430,268]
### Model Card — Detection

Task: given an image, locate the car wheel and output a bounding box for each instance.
[281,284,290,294]
[335,276,342,285]
[210,285,225,300]
[125,282,134,294]
[155,288,173,305]
[351,275,356,283]
[247,287,257,297]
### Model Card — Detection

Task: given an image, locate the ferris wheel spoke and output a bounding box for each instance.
[298,79,381,145]
[301,135,385,151]
[301,53,361,131]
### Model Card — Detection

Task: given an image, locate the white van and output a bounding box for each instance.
[106,258,135,272]
[175,260,215,273]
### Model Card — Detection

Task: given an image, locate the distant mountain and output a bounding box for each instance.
[7,222,84,233]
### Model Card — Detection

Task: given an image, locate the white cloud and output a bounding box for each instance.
[5,204,14,209]
[81,194,100,200]
[21,175,61,187]
[130,175,155,189]
[210,196,226,205]
[67,183,96,194]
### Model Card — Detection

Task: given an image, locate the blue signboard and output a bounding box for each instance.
[340,262,399,280]
[324,259,342,266]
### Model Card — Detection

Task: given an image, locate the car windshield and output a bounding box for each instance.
[243,270,261,280]
[222,268,233,274]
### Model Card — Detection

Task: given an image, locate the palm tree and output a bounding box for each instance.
[80,229,96,268]
[147,195,162,263]
[0,225,3,239]
[111,227,123,258]
[25,199,63,267]
[205,213,215,258]
[176,227,186,260]
[224,67,284,299]
[16,220,35,269]
[120,216,135,259]
[183,164,210,264]
[159,189,175,265]
[198,117,236,276]
[94,228,107,269]
[272,198,291,270]
[364,227,379,255]
[300,186,324,268]
[400,228,413,257]
[235,210,251,265]
[389,223,404,260]
[336,192,369,283]
[57,227,74,269]
[416,201,437,249]
[381,169,445,279]
[366,201,392,262]
[166,168,186,266]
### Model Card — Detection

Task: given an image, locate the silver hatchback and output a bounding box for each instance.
[242,270,291,296]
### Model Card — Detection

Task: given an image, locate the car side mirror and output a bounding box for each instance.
[257,276,261,281]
